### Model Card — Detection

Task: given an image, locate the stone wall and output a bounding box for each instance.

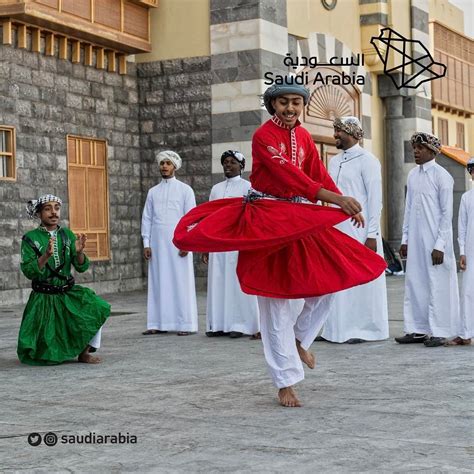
[0,40,143,305]
[137,56,212,288]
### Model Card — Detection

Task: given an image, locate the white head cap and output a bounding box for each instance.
[156,150,182,170]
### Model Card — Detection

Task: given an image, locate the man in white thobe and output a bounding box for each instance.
[447,158,474,345]
[321,117,388,343]
[141,150,198,335]
[395,132,459,347]
[203,150,259,339]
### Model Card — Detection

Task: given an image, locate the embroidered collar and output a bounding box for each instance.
[161,176,177,183]
[271,115,300,130]
[39,224,61,233]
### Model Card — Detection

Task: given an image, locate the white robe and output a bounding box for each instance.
[206,176,260,334]
[401,160,459,337]
[455,188,473,338]
[141,177,198,332]
[321,144,389,342]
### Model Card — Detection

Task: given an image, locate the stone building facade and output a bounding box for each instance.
[0,0,471,305]
[0,32,143,305]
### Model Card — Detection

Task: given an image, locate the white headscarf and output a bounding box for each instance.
[156,150,182,170]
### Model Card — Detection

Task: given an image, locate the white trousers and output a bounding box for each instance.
[89,328,102,349]
[258,295,334,389]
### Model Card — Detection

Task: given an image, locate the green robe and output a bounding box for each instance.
[17,226,110,365]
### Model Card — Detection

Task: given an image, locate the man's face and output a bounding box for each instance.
[413,144,435,165]
[222,156,241,178]
[160,159,175,178]
[271,94,304,128]
[469,168,474,180]
[39,202,61,229]
[334,127,357,150]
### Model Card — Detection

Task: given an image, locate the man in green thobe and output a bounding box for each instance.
[18,194,110,365]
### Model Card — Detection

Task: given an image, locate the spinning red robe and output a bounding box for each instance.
[174,116,386,298]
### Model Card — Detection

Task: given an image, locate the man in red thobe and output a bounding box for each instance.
[173,80,386,408]
[250,82,366,407]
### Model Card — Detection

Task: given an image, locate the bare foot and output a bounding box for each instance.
[278,387,301,407]
[78,345,101,364]
[78,353,101,364]
[296,339,315,369]
[445,337,471,346]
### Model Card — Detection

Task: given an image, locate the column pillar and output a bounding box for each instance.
[378,73,407,247]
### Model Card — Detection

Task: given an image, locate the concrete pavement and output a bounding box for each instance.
[0,276,472,473]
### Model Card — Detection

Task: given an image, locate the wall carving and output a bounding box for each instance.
[302,67,360,142]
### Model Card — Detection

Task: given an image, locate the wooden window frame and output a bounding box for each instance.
[67,134,110,261]
[0,126,16,181]
[456,122,465,150]
[438,118,449,146]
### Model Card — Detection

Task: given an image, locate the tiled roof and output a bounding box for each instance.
[440,146,470,166]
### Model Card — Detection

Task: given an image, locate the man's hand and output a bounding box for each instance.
[365,238,377,252]
[202,253,209,265]
[45,238,55,258]
[431,249,444,266]
[38,238,55,269]
[75,233,87,253]
[399,244,407,259]
[350,213,365,228]
[143,247,152,260]
[459,255,466,271]
[178,250,188,257]
[336,196,362,216]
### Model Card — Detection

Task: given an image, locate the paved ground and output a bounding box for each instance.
[0,276,472,473]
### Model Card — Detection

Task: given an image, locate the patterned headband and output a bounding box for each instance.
[26,194,62,219]
[221,150,245,169]
[467,158,474,173]
[333,117,364,140]
[410,132,441,154]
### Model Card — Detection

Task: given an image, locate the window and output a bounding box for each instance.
[438,118,449,145]
[67,135,110,260]
[456,122,465,150]
[0,126,16,180]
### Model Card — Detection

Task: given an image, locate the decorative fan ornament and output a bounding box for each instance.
[307,85,352,120]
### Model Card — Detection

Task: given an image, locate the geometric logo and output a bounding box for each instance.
[370,27,447,89]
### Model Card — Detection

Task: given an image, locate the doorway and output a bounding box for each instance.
[316,142,339,168]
